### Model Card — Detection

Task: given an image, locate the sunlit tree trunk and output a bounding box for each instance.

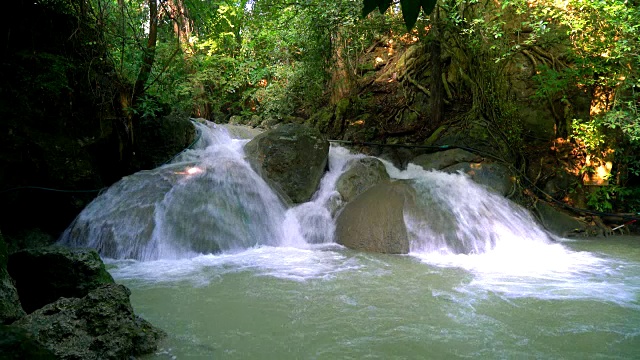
[166,0,192,48]
[329,29,353,104]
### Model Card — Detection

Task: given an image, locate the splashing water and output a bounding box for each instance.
[60,121,638,305]
[59,122,640,358]
[60,122,288,260]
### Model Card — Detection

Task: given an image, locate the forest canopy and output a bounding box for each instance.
[3,0,640,213]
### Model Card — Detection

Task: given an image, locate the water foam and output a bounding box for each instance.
[61,121,638,307]
[107,244,359,285]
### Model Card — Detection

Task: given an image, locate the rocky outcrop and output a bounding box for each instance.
[244,123,329,204]
[336,181,414,254]
[12,283,165,359]
[222,123,263,139]
[0,325,56,359]
[336,157,390,203]
[443,162,514,196]
[0,232,25,324]
[411,148,482,171]
[535,201,587,237]
[8,247,114,313]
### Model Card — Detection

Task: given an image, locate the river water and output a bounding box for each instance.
[62,121,640,359]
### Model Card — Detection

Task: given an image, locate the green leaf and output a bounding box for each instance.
[378,0,393,13]
[420,0,438,16]
[400,0,421,31]
[362,0,378,18]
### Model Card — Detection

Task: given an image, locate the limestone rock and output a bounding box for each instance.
[222,124,263,139]
[535,201,587,237]
[12,283,165,359]
[336,157,390,203]
[244,123,329,204]
[0,325,56,359]
[443,162,514,196]
[411,148,482,171]
[336,181,414,254]
[8,247,114,313]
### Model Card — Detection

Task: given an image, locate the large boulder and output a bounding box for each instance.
[0,325,56,359]
[8,247,114,313]
[411,148,482,171]
[442,162,514,196]
[336,157,390,203]
[244,123,329,204]
[0,232,25,324]
[336,181,414,254]
[535,201,587,237]
[12,283,165,359]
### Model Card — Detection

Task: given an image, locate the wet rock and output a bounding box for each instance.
[12,283,165,359]
[336,157,390,203]
[244,123,329,204]
[0,325,56,359]
[442,162,514,196]
[336,181,414,254]
[228,115,245,125]
[222,124,263,139]
[8,247,114,313]
[378,146,415,170]
[534,201,587,237]
[0,232,25,324]
[411,148,482,171]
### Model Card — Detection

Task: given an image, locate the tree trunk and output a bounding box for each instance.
[167,0,192,47]
[429,8,444,125]
[132,0,158,106]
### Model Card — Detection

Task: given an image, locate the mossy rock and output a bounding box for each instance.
[0,325,56,359]
[411,148,482,171]
[534,201,587,237]
[336,181,414,254]
[8,247,114,313]
[12,283,165,359]
[336,157,390,203]
[442,162,515,197]
[244,123,329,204]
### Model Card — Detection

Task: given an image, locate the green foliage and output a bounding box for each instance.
[571,118,607,152]
[127,95,163,120]
[363,0,438,31]
[586,184,635,213]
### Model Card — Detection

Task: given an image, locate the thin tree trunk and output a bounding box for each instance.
[133,0,158,105]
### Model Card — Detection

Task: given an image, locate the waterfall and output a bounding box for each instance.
[61,120,558,261]
[59,122,288,260]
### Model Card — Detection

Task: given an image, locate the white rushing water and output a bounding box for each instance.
[55,121,640,359]
[61,120,639,306]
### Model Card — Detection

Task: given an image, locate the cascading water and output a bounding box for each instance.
[59,121,640,358]
[59,122,291,260]
[382,161,554,254]
[61,120,581,261]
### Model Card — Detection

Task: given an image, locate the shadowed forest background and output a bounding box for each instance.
[1,0,639,244]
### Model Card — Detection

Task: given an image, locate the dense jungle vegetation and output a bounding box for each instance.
[1,0,639,237]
